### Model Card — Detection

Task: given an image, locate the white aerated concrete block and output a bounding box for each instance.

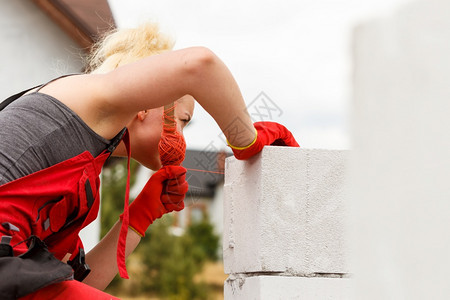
[223,146,348,275]
[224,275,353,300]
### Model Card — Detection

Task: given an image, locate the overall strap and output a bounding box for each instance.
[0,74,80,111]
[106,127,128,154]
[35,74,80,93]
[0,86,39,111]
[117,129,131,279]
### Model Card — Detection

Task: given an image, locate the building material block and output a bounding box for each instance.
[223,146,348,275]
[224,275,352,300]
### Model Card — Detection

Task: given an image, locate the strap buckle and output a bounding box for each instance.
[107,127,127,153]
[68,248,91,281]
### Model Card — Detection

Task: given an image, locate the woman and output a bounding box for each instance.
[0,23,298,299]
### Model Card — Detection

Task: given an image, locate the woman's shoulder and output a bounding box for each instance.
[32,74,127,140]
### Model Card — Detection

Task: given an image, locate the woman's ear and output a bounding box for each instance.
[137,110,149,121]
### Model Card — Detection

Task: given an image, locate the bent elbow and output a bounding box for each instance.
[183,47,218,76]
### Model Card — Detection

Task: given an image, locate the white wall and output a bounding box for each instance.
[0,0,84,99]
[350,0,450,298]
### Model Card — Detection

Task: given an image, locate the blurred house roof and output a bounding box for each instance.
[32,0,116,50]
[184,149,231,199]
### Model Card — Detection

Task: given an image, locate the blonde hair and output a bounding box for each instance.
[86,22,174,74]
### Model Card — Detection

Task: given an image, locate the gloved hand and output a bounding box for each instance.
[121,165,188,237]
[228,121,300,160]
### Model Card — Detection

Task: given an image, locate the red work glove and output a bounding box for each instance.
[228,121,300,160]
[121,165,188,237]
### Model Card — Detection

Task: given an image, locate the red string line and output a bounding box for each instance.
[185,168,224,175]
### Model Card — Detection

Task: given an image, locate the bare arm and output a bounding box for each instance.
[103,47,255,146]
[42,47,256,146]
[106,47,254,145]
[83,221,141,290]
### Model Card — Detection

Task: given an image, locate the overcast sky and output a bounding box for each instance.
[107,0,410,151]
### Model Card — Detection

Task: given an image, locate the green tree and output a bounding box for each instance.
[187,217,220,262]
[138,216,209,300]
[100,158,139,238]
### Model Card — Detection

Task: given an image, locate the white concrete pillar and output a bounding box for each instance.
[223,147,350,299]
[350,0,450,299]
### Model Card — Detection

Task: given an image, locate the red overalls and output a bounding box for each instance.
[0,146,109,261]
[0,86,129,299]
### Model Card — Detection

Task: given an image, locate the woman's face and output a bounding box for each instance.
[130,95,195,170]
[174,95,195,133]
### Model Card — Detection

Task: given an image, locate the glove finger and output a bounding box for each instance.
[163,180,188,195]
[161,193,185,204]
[164,201,185,212]
[169,181,189,195]
[279,126,300,147]
[163,165,187,178]
[278,133,300,147]
[165,173,187,187]
[161,193,185,212]
[254,121,299,147]
[271,137,299,147]
[271,138,288,146]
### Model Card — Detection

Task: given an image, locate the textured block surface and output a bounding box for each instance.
[223,146,348,275]
[224,275,352,300]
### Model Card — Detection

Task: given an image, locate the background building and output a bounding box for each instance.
[0,0,115,99]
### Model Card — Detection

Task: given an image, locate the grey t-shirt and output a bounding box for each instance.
[0,92,111,185]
